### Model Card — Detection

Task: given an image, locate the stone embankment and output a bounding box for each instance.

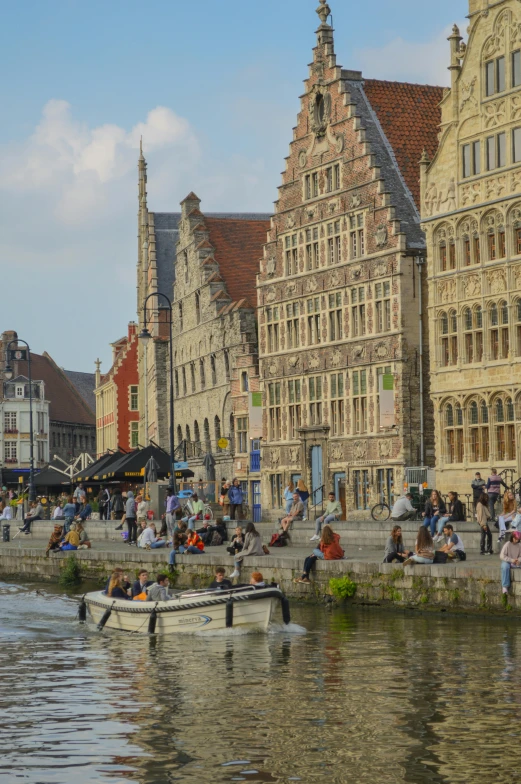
[0,517,519,614]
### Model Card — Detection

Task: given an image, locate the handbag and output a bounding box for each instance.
[262,545,270,555]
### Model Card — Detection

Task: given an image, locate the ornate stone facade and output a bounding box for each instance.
[257,3,442,519]
[421,0,521,491]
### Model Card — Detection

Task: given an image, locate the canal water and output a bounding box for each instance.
[1,582,520,784]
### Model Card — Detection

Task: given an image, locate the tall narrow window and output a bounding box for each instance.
[351,370,367,434]
[129,385,139,411]
[327,221,341,265]
[288,379,302,439]
[513,50,521,87]
[179,302,183,332]
[210,355,217,386]
[513,127,521,163]
[214,416,222,450]
[490,304,499,360]
[498,132,507,168]
[224,350,230,382]
[199,359,206,389]
[487,136,496,170]
[195,292,201,325]
[350,213,365,258]
[267,308,280,353]
[440,242,447,271]
[330,372,345,436]
[307,298,321,345]
[329,293,343,341]
[375,282,391,333]
[308,376,323,426]
[190,363,196,393]
[351,287,366,337]
[286,302,300,348]
[464,237,471,266]
[449,241,456,270]
[268,383,281,441]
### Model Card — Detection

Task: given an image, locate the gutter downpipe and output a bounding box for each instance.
[415,256,425,467]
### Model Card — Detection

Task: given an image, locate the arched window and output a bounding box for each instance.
[211,355,217,386]
[190,363,196,393]
[182,367,187,396]
[214,415,221,451]
[195,292,201,325]
[463,234,471,266]
[229,414,235,452]
[241,371,249,392]
[464,306,483,363]
[468,399,490,462]
[439,241,447,272]
[444,401,463,463]
[184,251,189,283]
[175,369,179,398]
[185,424,191,443]
[177,425,183,446]
[194,420,200,451]
[495,396,516,461]
[179,302,183,332]
[448,240,456,270]
[203,418,211,452]
[496,398,505,423]
[514,218,521,257]
[473,232,481,264]
[200,359,206,389]
[507,397,515,422]
[516,300,521,356]
[224,350,230,381]
[441,311,457,366]
[489,302,509,360]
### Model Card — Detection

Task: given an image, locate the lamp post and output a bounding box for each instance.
[139,293,177,493]
[4,339,36,503]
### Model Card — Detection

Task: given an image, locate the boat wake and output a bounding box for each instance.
[269,622,307,635]
[194,622,307,637]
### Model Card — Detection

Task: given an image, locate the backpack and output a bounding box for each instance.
[269,532,288,548]
[210,532,223,547]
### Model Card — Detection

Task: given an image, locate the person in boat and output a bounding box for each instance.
[45,524,64,557]
[230,523,265,579]
[296,525,344,584]
[103,567,130,594]
[147,574,171,602]
[58,522,80,551]
[76,522,91,549]
[107,572,132,600]
[209,567,233,591]
[250,571,266,588]
[132,569,154,598]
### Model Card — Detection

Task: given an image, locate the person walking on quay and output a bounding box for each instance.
[165,489,180,543]
[486,468,508,522]
[310,492,342,541]
[390,493,416,522]
[434,491,465,542]
[471,472,486,519]
[283,481,295,515]
[229,522,264,579]
[125,491,137,546]
[498,491,516,544]
[422,490,446,538]
[297,479,310,520]
[402,526,435,567]
[383,525,413,564]
[476,492,493,555]
[500,530,521,595]
[296,524,344,584]
[228,478,244,521]
[112,489,125,525]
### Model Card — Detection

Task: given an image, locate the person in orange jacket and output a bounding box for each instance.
[295,525,344,584]
[185,530,205,554]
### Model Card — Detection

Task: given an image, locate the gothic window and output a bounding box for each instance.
[473,233,481,263]
[175,369,179,398]
[185,424,191,444]
[449,241,456,270]
[195,292,201,325]
[190,363,196,393]
[463,306,483,363]
[485,56,505,97]
[329,372,344,436]
[468,398,490,463]
[463,235,471,266]
[513,50,521,88]
[513,127,521,163]
[286,302,300,348]
[308,375,323,426]
[494,396,516,461]
[516,300,521,355]
[444,401,464,464]
[287,379,302,439]
[374,282,391,333]
[462,141,481,178]
[284,234,298,275]
[179,302,183,332]
[199,359,206,389]
[182,367,187,396]
[214,415,222,450]
[224,350,230,382]
[241,371,249,392]
[440,310,457,366]
[267,308,280,352]
[350,213,365,258]
[203,418,211,451]
[307,297,322,345]
[184,251,189,283]
[328,292,343,341]
[210,354,217,386]
[351,369,367,434]
[268,383,281,441]
[439,241,447,271]
[327,221,341,264]
[305,228,320,270]
[194,420,200,450]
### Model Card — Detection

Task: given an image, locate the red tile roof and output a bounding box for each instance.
[363,79,443,208]
[15,352,95,425]
[205,218,270,307]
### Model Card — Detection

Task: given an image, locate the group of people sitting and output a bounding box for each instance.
[45,521,91,556]
[383,523,466,566]
[104,566,267,601]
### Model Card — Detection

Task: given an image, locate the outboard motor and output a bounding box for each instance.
[281,596,291,626]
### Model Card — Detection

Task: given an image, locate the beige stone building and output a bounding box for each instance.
[257,1,443,519]
[421,0,521,492]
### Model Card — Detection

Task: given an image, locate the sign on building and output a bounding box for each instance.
[379,374,395,429]
[249,392,263,439]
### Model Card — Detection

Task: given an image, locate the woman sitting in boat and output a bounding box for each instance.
[76,522,91,549]
[295,525,344,584]
[45,524,63,557]
[230,523,265,579]
[107,572,132,599]
[59,523,80,551]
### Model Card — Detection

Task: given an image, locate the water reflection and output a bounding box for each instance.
[0,583,521,783]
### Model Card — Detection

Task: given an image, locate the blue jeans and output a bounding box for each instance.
[410,555,433,565]
[169,545,185,566]
[437,516,450,534]
[501,561,521,589]
[315,514,339,536]
[61,543,77,551]
[185,546,202,554]
[182,515,201,530]
[424,516,439,537]
[150,541,166,549]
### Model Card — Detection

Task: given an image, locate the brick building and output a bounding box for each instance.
[257,1,443,519]
[421,0,521,492]
[94,322,140,456]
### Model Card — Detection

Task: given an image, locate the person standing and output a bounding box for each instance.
[310,492,342,541]
[476,492,493,556]
[73,483,86,515]
[297,480,310,521]
[500,530,521,595]
[486,468,508,522]
[220,480,231,518]
[98,486,110,521]
[471,472,486,519]
[125,491,137,546]
[112,489,125,524]
[165,489,180,543]
[228,478,244,521]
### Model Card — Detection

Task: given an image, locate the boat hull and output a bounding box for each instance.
[85,588,282,635]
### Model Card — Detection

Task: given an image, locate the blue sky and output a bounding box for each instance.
[0,0,467,372]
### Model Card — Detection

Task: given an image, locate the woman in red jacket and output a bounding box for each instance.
[184,530,205,554]
[296,525,344,584]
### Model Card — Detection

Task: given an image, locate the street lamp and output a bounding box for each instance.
[139,294,176,493]
[4,339,36,503]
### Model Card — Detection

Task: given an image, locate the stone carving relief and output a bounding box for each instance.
[375,343,389,359]
[375,225,388,248]
[265,286,276,304]
[512,94,521,121]
[286,216,296,230]
[350,193,362,209]
[330,444,344,462]
[330,270,342,288]
[484,100,506,129]
[286,282,297,297]
[289,447,300,465]
[425,180,456,215]
[270,449,280,468]
[288,355,300,369]
[331,349,342,367]
[485,176,507,199]
[352,345,365,360]
[512,171,521,193]
[308,353,320,370]
[378,440,392,459]
[266,256,276,277]
[424,181,438,217]
[308,84,332,138]
[268,362,278,377]
[306,277,318,293]
[460,76,477,111]
[351,265,362,280]
[438,279,457,303]
[374,262,387,278]
[329,200,339,214]
[353,440,367,460]
[335,133,345,154]
[461,182,481,205]
[463,276,481,297]
[307,208,315,220]
[514,266,521,287]
[487,269,507,294]
[298,150,308,169]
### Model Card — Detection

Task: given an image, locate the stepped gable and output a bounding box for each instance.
[205,217,270,308]
[362,79,444,209]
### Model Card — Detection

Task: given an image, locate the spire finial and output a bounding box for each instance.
[139,135,144,161]
[316,0,331,25]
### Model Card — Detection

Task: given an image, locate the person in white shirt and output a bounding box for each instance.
[391,494,416,522]
[439,524,466,561]
[0,501,12,520]
[138,522,166,550]
[53,503,64,520]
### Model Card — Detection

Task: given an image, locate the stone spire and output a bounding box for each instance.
[316,0,333,47]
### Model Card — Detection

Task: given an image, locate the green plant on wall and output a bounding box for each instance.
[59,555,82,587]
[329,576,357,600]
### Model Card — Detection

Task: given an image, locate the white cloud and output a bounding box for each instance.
[354,22,467,86]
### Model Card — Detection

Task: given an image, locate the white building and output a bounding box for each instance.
[2,376,49,469]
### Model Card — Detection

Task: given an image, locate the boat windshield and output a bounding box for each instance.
[177,585,276,600]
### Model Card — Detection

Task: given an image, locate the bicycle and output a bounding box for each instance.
[371,497,391,522]
[181,500,213,522]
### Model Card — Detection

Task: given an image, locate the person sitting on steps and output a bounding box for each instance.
[390,493,416,522]
[383,525,413,563]
[296,524,344,584]
[438,523,466,561]
[280,492,304,534]
[310,492,342,542]
[139,521,166,550]
[500,530,521,595]
[19,499,43,535]
[402,526,435,567]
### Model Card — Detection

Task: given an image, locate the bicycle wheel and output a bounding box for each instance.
[371,503,390,522]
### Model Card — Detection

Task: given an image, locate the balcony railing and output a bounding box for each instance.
[250,450,261,472]
[4,429,19,434]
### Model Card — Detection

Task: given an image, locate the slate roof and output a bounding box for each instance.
[362,79,443,209]
[205,217,271,307]
[15,353,95,426]
[63,370,96,415]
[153,212,271,300]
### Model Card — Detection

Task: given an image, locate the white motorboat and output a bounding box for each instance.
[80,585,290,635]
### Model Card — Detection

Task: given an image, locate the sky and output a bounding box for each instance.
[0,0,468,374]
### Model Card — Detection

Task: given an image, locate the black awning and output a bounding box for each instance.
[75,451,128,482]
[101,445,172,481]
[33,467,71,487]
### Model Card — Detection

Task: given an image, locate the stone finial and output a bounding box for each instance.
[139,135,144,161]
[316,0,331,25]
[420,149,430,165]
[452,23,460,36]
[95,358,101,372]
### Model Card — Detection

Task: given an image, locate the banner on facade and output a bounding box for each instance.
[249,391,263,439]
[379,374,395,429]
